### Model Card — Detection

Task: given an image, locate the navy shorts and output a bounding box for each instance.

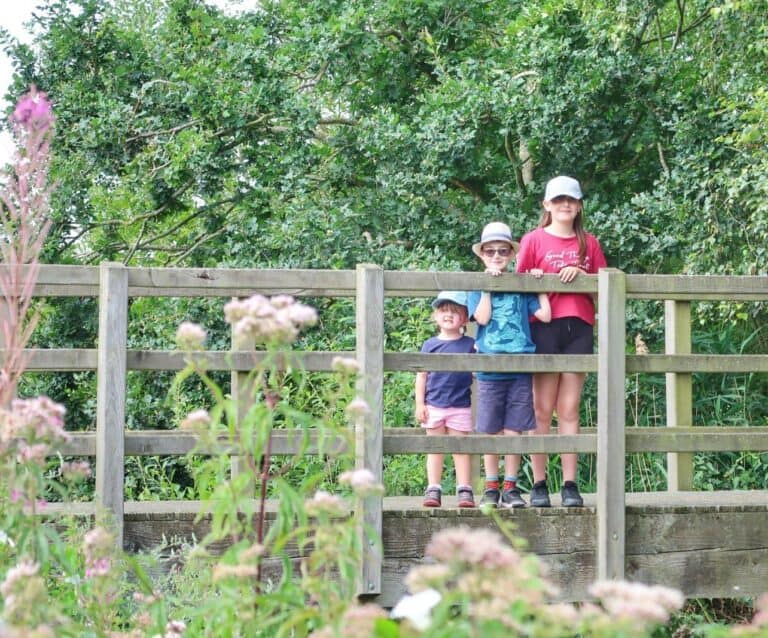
[476,377,536,434]
[531,317,594,355]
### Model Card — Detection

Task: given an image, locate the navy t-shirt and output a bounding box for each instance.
[421,335,475,408]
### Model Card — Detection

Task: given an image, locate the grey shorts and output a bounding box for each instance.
[475,377,536,434]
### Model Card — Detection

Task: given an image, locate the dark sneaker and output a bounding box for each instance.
[423,486,441,508]
[529,480,551,508]
[480,487,500,508]
[456,487,475,508]
[500,486,526,508]
[560,481,584,507]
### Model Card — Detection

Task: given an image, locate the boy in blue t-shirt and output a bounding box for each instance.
[468,222,551,508]
[415,291,476,508]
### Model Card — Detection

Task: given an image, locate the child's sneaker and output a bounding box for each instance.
[480,487,500,508]
[423,486,442,508]
[456,486,475,508]
[529,480,551,507]
[500,486,526,508]
[560,481,584,507]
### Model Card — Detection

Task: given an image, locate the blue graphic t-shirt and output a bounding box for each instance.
[467,291,540,381]
[420,335,475,408]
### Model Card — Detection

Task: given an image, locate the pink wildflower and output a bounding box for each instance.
[83,526,114,579]
[179,409,211,430]
[345,397,370,418]
[12,88,53,133]
[305,490,347,517]
[225,294,318,346]
[589,580,684,625]
[331,356,360,375]
[339,468,384,496]
[212,563,259,582]
[61,460,92,481]
[0,560,40,599]
[175,322,207,351]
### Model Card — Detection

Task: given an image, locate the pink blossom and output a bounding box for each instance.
[270,294,295,308]
[179,409,211,430]
[305,490,347,517]
[212,563,259,582]
[345,397,371,418]
[225,294,318,346]
[0,560,39,598]
[338,468,384,496]
[85,557,111,578]
[175,322,207,351]
[11,88,53,133]
[61,460,92,481]
[331,356,360,375]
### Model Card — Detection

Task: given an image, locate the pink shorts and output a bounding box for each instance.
[422,405,473,433]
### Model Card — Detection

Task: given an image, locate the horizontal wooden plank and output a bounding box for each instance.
[13,349,765,376]
[387,353,596,373]
[125,350,354,372]
[126,267,356,297]
[383,271,595,295]
[627,354,768,373]
[625,274,768,300]
[53,426,768,458]
[10,267,767,303]
[43,493,768,602]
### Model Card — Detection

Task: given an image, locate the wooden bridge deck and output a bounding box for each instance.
[47,490,768,605]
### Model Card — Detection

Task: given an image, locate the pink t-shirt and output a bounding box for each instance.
[516,227,607,325]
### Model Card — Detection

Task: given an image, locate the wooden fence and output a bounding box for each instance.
[3,263,768,601]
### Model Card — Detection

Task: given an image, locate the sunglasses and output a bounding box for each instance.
[482,247,512,257]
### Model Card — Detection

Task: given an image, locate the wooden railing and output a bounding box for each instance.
[2,263,768,596]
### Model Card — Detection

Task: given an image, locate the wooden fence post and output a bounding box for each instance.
[355,264,384,596]
[665,300,693,491]
[95,262,128,548]
[596,268,626,580]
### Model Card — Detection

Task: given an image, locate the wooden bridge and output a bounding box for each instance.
[5,263,768,605]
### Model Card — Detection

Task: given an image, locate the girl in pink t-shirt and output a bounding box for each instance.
[515,176,607,508]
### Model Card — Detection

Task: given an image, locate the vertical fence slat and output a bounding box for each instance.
[95,262,128,548]
[597,268,626,580]
[665,300,693,491]
[355,264,384,596]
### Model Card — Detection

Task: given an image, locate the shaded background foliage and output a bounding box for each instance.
[1,0,767,495]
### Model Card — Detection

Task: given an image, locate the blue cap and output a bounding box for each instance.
[432,291,468,309]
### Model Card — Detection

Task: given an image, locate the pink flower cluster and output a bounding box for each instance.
[224,294,317,346]
[338,468,383,497]
[174,322,207,351]
[83,526,114,579]
[309,603,386,638]
[60,459,92,481]
[0,560,45,625]
[11,88,54,134]
[179,409,211,431]
[0,396,69,465]
[588,580,685,625]
[425,526,523,572]
[305,490,347,517]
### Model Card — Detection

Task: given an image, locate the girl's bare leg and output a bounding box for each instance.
[449,429,472,487]
[531,372,559,483]
[425,425,446,486]
[555,372,586,482]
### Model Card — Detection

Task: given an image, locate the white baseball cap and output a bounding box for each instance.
[471,222,520,258]
[544,175,583,201]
